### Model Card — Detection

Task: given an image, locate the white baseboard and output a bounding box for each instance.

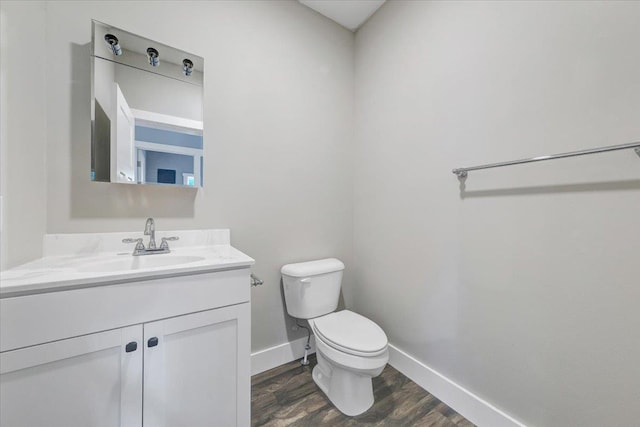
[251,336,316,376]
[388,344,526,427]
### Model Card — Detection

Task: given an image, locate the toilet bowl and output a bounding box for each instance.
[281,259,389,416]
[308,310,389,416]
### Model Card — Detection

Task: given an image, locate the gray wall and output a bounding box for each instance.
[0,3,47,269]
[352,1,640,426]
[1,0,354,354]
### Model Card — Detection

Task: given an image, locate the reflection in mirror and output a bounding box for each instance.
[91,20,204,187]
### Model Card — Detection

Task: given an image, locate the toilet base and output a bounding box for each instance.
[312,350,377,416]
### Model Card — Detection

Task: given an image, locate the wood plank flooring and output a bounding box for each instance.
[251,354,475,427]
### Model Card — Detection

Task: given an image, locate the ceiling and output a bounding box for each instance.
[299,0,386,32]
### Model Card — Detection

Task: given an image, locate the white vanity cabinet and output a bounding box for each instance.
[0,267,251,427]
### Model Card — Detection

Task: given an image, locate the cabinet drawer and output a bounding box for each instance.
[0,268,250,352]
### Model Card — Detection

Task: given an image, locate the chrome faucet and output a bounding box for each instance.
[122,218,179,256]
[144,218,156,249]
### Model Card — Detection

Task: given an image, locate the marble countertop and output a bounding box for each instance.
[0,230,255,298]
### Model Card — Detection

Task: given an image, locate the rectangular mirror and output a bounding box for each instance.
[91,20,204,187]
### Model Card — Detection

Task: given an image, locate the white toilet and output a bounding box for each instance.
[281,258,389,416]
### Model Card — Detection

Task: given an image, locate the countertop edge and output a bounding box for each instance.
[0,261,254,299]
[1,245,255,299]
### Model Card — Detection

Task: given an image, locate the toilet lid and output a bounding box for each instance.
[312,310,388,355]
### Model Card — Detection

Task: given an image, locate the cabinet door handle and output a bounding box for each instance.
[147,337,159,348]
[125,341,138,353]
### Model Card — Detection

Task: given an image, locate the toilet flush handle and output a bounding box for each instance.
[300,278,311,286]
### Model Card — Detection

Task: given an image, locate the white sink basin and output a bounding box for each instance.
[77,255,205,273]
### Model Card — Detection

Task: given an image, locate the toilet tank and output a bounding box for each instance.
[281,258,345,319]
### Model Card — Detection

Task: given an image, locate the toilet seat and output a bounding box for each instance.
[310,310,388,357]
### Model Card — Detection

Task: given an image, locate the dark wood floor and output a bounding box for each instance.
[251,354,475,427]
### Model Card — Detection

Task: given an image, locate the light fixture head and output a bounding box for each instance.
[147,47,159,67]
[182,59,194,76]
[104,34,122,56]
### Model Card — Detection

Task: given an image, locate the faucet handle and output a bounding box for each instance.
[159,236,179,250]
[123,238,145,251]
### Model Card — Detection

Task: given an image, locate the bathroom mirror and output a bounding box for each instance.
[91,20,204,187]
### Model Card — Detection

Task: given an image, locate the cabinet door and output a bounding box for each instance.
[0,325,143,427]
[143,304,250,427]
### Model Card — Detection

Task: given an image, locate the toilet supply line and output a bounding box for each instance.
[296,319,312,366]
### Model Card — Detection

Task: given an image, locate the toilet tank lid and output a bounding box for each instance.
[281,258,345,277]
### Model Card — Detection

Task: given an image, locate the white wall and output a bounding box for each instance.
[0,2,47,269]
[1,0,354,354]
[353,1,640,426]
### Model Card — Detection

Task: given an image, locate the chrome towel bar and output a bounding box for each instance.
[452,141,640,179]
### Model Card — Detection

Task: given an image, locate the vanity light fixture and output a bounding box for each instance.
[104,34,122,56]
[183,59,194,76]
[147,47,160,67]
